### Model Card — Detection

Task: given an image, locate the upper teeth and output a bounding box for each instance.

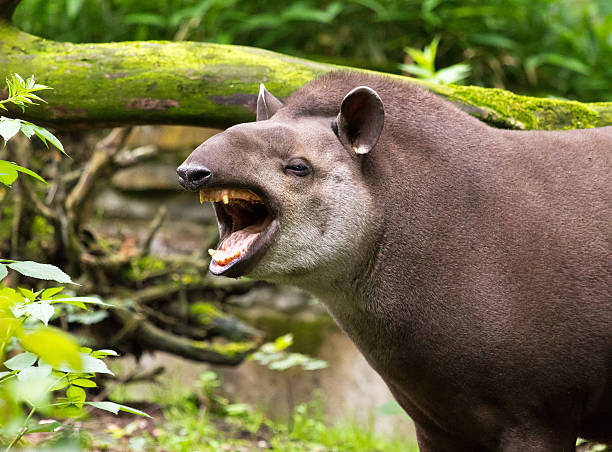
[199,189,263,204]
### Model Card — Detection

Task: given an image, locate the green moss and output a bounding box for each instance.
[126,255,166,281]
[189,339,256,358]
[24,214,54,257]
[421,81,603,130]
[191,301,227,325]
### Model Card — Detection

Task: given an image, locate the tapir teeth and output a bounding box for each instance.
[208,247,244,265]
[199,188,263,204]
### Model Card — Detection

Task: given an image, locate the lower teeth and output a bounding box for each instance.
[208,248,246,265]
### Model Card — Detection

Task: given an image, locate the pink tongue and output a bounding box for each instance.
[221,226,260,255]
[211,213,273,265]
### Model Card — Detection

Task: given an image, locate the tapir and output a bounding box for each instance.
[177,71,612,451]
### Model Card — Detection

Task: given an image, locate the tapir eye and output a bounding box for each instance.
[284,159,311,177]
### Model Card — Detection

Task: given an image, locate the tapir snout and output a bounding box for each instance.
[176,163,211,191]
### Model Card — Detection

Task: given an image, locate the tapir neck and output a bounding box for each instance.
[308,118,505,381]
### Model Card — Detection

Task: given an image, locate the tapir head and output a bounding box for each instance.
[178,82,385,284]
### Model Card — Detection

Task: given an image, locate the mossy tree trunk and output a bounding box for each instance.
[0,10,610,131]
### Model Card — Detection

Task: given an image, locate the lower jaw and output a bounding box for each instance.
[208,220,279,278]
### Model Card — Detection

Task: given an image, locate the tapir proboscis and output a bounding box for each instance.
[177,71,612,451]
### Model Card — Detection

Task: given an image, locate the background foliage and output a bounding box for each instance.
[13,0,612,101]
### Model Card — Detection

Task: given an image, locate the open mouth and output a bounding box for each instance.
[200,187,278,277]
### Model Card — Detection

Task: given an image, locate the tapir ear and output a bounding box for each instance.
[336,86,384,155]
[256,83,283,121]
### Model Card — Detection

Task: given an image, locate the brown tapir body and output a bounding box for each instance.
[177,71,612,451]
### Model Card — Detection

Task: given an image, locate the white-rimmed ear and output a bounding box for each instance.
[256,83,283,121]
[336,86,385,155]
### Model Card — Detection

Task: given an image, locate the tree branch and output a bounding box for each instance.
[0,23,609,131]
[64,127,132,221]
[140,205,167,257]
[111,308,258,365]
[17,174,58,221]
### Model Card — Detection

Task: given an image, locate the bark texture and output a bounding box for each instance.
[0,21,610,131]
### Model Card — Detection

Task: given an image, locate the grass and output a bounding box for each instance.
[98,369,418,451]
[151,397,417,452]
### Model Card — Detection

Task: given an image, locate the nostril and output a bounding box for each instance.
[177,164,212,190]
[190,168,211,183]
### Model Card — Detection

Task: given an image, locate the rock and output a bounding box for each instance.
[226,286,313,313]
[126,126,220,155]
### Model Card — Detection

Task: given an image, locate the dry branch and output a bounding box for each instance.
[65,127,132,220]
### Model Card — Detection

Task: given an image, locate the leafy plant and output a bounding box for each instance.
[154,393,417,452]
[0,75,148,451]
[249,333,327,372]
[0,74,64,155]
[400,36,471,85]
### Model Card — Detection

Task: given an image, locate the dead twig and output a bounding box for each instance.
[65,127,132,222]
[140,205,167,257]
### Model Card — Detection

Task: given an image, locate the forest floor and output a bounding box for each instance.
[22,383,416,452]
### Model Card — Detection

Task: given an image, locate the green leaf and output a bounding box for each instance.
[88,401,120,415]
[41,287,64,299]
[0,160,18,186]
[302,359,327,370]
[91,349,119,358]
[7,261,73,284]
[124,13,167,27]
[0,161,46,185]
[526,53,590,76]
[18,287,36,301]
[66,0,85,19]
[50,372,69,391]
[55,299,87,310]
[12,73,25,86]
[4,351,37,370]
[432,64,471,85]
[24,301,55,325]
[19,122,36,138]
[10,302,27,318]
[71,378,97,388]
[24,421,61,434]
[88,401,151,418]
[20,327,81,370]
[273,334,293,351]
[66,384,86,403]
[0,265,7,281]
[58,353,113,375]
[17,363,52,381]
[51,296,110,306]
[0,118,21,142]
[30,125,65,154]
